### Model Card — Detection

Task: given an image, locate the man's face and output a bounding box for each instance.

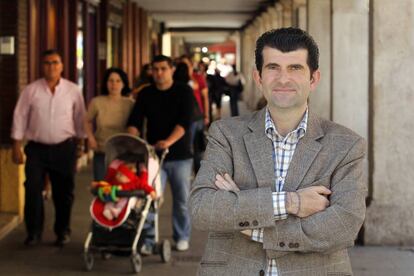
[42,54,63,81]
[152,61,174,86]
[253,47,320,111]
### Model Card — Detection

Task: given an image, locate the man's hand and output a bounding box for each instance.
[87,136,98,150]
[12,141,24,164]
[214,173,240,192]
[127,126,140,136]
[286,186,331,218]
[203,116,210,126]
[154,140,171,150]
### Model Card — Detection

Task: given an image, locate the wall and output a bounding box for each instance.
[0,0,27,218]
[364,0,414,245]
[307,0,331,120]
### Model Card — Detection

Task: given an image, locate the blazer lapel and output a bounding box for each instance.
[283,112,324,192]
[244,109,275,190]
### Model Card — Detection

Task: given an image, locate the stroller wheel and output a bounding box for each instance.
[83,251,94,271]
[131,253,142,273]
[160,239,171,263]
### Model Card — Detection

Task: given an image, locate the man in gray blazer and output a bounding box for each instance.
[189,27,367,276]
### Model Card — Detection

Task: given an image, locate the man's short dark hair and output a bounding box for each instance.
[152,55,173,67]
[179,54,192,62]
[42,49,62,60]
[255,27,319,75]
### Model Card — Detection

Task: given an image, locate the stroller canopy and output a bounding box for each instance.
[104,134,151,167]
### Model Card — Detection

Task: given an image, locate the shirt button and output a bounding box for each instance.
[259,270,265,276]
[279,242,285,247]
[252,220,258,226]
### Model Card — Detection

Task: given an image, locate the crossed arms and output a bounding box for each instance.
[189,121,367,254]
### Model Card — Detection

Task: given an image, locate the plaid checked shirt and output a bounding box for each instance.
[251,108,308,276]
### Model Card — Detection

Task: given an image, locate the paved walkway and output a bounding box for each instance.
[0,164,207,275]
[1,100,414,275]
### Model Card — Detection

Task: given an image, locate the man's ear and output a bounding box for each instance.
[310,69,321,91]
[253,70,262,89]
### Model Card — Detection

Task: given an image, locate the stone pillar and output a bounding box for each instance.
[331,0,369,140]
[262,11,272,32]
[307,0,331,120]
[274,3,284,28]
[267,7,279,30]
[280,0,293,27]
[292,0,307,29]
[364,0,414,245]
[241,27,256,110]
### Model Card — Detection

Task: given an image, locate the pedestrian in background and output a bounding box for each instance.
[11,49,86,247]
[180,55,209,173]
[131,63,153,99]
[84,67,134,181]
[208,68,227,121]
[127,55,194,253]
[225,64,245,116]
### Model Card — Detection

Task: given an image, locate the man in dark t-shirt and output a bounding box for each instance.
[127,55,193,253]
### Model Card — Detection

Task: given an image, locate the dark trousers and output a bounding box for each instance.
[23,139,77,238]
[229,89,239,116]
[190,119,205,174]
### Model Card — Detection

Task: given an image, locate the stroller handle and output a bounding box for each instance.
[90,187,147,198]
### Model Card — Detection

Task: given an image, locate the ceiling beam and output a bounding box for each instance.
[168,27,240,32]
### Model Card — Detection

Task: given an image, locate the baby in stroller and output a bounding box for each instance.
[84,134,171,273]
[91,154,156,221]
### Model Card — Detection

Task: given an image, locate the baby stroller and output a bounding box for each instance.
[83,134,171,273]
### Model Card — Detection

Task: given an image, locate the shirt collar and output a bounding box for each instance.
[265,108,308,142]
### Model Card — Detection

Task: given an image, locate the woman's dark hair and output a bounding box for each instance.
[134,63,153,87]
[173,62,190,84]
[101,67,131,96]
[255,27,319,76]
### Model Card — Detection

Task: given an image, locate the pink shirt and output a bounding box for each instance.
[11,78,86,144]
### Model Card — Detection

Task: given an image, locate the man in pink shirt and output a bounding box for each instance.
[11,49,86,247]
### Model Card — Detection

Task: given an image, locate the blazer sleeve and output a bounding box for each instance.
[189,121,276,231]
[264,137,367,255]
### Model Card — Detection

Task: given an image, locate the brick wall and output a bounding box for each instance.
[0,0,27,146]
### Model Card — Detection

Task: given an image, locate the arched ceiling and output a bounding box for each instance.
[134,0,275,43]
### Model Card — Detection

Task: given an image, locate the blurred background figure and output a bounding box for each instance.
[84,67,134,181]
[180,55,209,173]
[225,64,245,117]
[131,63,153,99]
[208,68,227,121]
[11,49,86,247]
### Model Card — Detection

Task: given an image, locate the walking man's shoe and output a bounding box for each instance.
[54,234,70,247]
[176,240,189,251]
[24,235,41,246]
